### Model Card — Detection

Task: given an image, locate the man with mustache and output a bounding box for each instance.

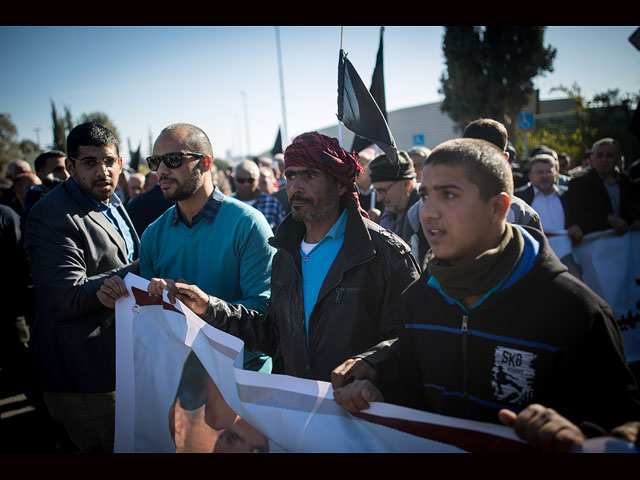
[156,132,420,383]
[97,123,275,373]
[24,122,140,452]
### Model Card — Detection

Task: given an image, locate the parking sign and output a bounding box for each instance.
[412,134,425,146]
[518,113,535,131]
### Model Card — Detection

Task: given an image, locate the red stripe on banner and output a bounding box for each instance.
[132,286,182,314]
[352,411,533,453]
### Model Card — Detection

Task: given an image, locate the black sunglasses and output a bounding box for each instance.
[146,152,205,171]
[234,177,257,184]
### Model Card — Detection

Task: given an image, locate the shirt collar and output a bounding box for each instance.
[300,209,347,254]
[532,184,559,197]
[72,177,121,210]
[358,185,373,195]
[170,187,224,227]
[324,208,348,240]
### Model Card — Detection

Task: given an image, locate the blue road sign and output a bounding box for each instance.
[518,113,535,131]
[413,134,425,146]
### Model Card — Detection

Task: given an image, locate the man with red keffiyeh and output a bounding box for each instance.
[164,131,421,383]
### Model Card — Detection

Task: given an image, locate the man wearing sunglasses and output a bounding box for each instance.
[232,159,287,232]
[97,123,275,374]
[156,132,420,385]
[24,122,140,453]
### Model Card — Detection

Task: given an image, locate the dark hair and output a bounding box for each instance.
[425,138,514,200]
[159,123,213,157]
[66,122,119,159]
[462,118,508,151]
[34,149,67,173]
[530,144,558,160]
[174,351,207,411]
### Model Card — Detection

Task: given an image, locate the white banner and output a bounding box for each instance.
[114,274,534,453]
[573,230,640,365]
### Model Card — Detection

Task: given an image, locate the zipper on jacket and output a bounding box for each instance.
[335,287,345,303]
[461,314,469,414]
[297,276,311,372]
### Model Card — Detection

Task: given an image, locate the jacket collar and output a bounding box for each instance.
[585,165,622,184]
[62,178,139,262]
[425,225,567,310]
[482,225,566,305]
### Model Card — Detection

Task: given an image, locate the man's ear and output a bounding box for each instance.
[490,192,511,223]
[200,155,213,172]
[65,157,75,175]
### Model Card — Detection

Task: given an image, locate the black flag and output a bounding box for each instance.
[128,139,141,172]
[271,127,283,156]
[351,27,388,154]
[337,37,398,164]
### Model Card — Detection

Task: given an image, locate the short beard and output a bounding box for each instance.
[163,165,203,201]
[290,195,339,224]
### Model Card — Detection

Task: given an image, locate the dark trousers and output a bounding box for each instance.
[43,391,116,453]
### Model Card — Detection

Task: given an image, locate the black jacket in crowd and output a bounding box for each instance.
[564,166,640,235]
[360,226,640,435]
[199,196,421,382]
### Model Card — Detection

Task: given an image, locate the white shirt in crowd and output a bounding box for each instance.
[531,186,565,234]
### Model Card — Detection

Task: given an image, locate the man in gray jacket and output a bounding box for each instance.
[24,122,139,452]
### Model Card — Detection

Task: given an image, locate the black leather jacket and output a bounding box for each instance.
[201,197,420,381]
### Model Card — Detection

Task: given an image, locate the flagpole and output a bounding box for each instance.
[338,26,344,148]
[275,26,289,150]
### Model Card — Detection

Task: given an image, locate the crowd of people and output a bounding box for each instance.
[1,117,640,454]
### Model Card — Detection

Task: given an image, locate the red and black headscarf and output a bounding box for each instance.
[284,132,368,218]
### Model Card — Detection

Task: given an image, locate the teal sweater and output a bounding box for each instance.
[139,194,276,370]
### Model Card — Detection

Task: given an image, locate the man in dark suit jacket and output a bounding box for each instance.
[24,123,140,453]
[125,182,174,236]
[565,138,640,237]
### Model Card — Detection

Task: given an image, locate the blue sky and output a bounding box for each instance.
[1,26,639,164]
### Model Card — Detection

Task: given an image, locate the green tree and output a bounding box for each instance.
[64,106,74,142]
[583,88,640,165]
[51,100,68,152]
[0,113,26,177]
[50,103,123,155]
[516,84,640,168]
[148,129,154,161]
[77,112,121,146]
[19,139,40,162]
[439,26,556,141]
